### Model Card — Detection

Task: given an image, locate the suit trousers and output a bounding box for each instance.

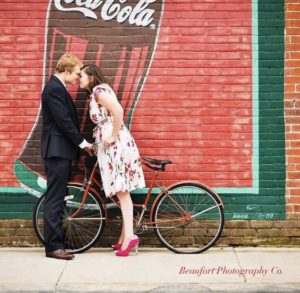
[43,157,72,253]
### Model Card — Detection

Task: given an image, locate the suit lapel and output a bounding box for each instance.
[50,75,80,128]
[65,90,79,127]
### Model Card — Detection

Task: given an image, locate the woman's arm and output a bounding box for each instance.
[94,89,124,144]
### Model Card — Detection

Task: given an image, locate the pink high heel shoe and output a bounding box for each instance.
[115,236,140,257]
[111,243,122,251]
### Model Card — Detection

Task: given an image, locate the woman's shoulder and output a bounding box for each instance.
[92,83,113,95]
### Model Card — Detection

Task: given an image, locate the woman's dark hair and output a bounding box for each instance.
[81,64,108,92]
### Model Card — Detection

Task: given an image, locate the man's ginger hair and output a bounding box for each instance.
[55,54,82,73]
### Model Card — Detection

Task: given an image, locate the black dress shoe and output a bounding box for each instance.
[46,249,75,260]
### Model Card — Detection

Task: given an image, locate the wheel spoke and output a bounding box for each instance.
[153,183,224,254]
[33,185,105,253]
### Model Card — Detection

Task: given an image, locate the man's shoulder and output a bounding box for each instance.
[45,75,64,89]
[43,76,66,97]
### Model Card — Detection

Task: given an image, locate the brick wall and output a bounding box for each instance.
[0,0,299,247]
[1,219,300,248]
[285,0,300,218]
[0,1,46,186]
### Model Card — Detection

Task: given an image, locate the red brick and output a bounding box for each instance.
[287,196,300,203]
[285,84,296,92]
[288,157,300,165]
[286,4,300,12]
[290,140,300,147]
[286,67,300,76]
[285,118,300,125]
[285,108,300,116]
[287,180,300,188]
[285,60,300,68]
[286,12,300,21]
[285,76,300,84]
[292,205,300,213]
[287,19,300,29]
[290,164,300,171]
[287,164,296,172]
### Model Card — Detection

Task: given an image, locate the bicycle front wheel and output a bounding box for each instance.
[153,182,224,254]
[33,184,106,254]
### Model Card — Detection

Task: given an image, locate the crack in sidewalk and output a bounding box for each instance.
[55,260,69,292]
[233,247,247,283]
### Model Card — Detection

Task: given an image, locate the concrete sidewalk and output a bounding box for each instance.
[0,247,299,292]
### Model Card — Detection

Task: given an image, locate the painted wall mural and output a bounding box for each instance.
[0,0,285,220]
[15,0,164,193]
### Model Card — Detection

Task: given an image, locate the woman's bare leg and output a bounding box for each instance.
[117,224,124,245]
[116,191,136,250]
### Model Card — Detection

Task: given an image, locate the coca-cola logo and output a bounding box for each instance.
[54,0,157,27]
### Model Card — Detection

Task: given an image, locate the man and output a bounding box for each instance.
[41,54,92,260]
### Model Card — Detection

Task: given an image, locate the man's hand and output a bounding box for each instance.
[84,143,94,156]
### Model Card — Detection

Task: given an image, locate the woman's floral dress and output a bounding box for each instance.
[89,83,145,198]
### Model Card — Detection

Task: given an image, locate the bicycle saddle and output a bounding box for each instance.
[142,157,172,171]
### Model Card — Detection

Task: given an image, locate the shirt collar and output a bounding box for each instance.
[54,74,67,88]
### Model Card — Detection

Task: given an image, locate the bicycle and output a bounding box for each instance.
[33,154,224,254]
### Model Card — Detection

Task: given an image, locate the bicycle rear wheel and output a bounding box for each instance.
[33,184,106,254]
[152,182,224,254]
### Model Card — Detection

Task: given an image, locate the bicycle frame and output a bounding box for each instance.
[67,158,193,229]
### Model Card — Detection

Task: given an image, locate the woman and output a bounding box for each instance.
[79,64,145,257]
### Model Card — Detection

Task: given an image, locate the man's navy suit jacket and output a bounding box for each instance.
[41,75,83,160]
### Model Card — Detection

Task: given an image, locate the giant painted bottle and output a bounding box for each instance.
[14,0,164,195]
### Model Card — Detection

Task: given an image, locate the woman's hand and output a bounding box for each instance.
[103,135,116,148]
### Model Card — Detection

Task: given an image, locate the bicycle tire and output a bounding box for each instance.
[152,182,224,254]
[33,184,106,254]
